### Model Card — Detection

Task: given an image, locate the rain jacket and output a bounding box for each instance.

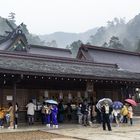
[121,105,128,116]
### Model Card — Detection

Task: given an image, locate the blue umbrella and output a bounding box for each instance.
[112,101,123,109]
[45,99,58,105]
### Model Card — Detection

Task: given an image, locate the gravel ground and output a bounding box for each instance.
[0,131,70,140]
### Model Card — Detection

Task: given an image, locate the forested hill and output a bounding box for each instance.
[39,13,140,51]
[88,13,140,51]
[0,16,44,46]
[1,13,140,52]
[39,28,98,48]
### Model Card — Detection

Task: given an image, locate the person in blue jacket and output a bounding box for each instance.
[51,104,58,128]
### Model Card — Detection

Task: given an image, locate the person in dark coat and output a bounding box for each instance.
[101,102,112,131]
[81,100,89,126]
[66,103,72,121]
[58,101,64,123]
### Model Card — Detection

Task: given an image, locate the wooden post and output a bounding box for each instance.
[13,82,16,129]
[0,88,3,109]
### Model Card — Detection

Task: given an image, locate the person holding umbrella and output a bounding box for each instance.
[127,104,133,125]
[45,99,58,128]
[112,101,123,127]
[125,98,137,125]
[101,100,112,131]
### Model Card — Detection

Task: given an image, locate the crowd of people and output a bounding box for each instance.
[75,99,134,131]
[0,100,59,129]
[26,99,58,128]
[0,102,18,129]
[0,98,135,131]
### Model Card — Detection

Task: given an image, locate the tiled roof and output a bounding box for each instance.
[0,52,139,81]
[77,44,140,73]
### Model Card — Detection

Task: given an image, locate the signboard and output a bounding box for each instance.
[6,96,13,101]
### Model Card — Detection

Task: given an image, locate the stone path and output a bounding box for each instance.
[1,116,140,140]
[45,124,140,140]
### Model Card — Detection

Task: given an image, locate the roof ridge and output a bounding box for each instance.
[30,44,72,53]
[82,44,140,56]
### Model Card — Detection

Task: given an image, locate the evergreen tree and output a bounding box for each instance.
[68,40,82,57]
[108,36,124,50]
[102,42,108,47]
[8,12,16,23]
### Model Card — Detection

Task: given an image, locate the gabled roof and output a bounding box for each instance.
[0,21,72,58]
[77,44,140,73]
[0,23,28,51]
[78,44,140,56]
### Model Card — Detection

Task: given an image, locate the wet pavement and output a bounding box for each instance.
[0,116,140,140]
[46,124,140,140]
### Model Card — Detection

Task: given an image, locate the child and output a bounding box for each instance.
[0,108,5,128]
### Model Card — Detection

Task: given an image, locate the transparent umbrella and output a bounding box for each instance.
[96,98,112,110]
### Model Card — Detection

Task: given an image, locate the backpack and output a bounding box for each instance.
[121,106,128,116]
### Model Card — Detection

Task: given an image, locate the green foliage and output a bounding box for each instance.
[68,40,82,57]
[89,27,106,45]
[88,18,126,46]
[102,42,108,48]
[108,36,124,49]
[8,12,16,23]
[0,16,44,46]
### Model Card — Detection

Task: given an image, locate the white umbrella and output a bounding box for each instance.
[45,99,58,105]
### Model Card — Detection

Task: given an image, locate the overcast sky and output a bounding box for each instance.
[0,0,140,35]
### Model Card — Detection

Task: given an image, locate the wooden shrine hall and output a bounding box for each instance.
[0,21,140,122]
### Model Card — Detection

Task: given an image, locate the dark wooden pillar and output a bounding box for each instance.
[0,88,3,108]
[13,82,17,129]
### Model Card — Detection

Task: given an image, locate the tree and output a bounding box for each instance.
[8,12,16,23]
[102,42,108,48]
[108,36,124,50]
[107,21,114,27]
[119,17,126,25]
[68,40,82,57]
[114,18,120,25]
[88,26,106,45]
[86,42,91,45]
